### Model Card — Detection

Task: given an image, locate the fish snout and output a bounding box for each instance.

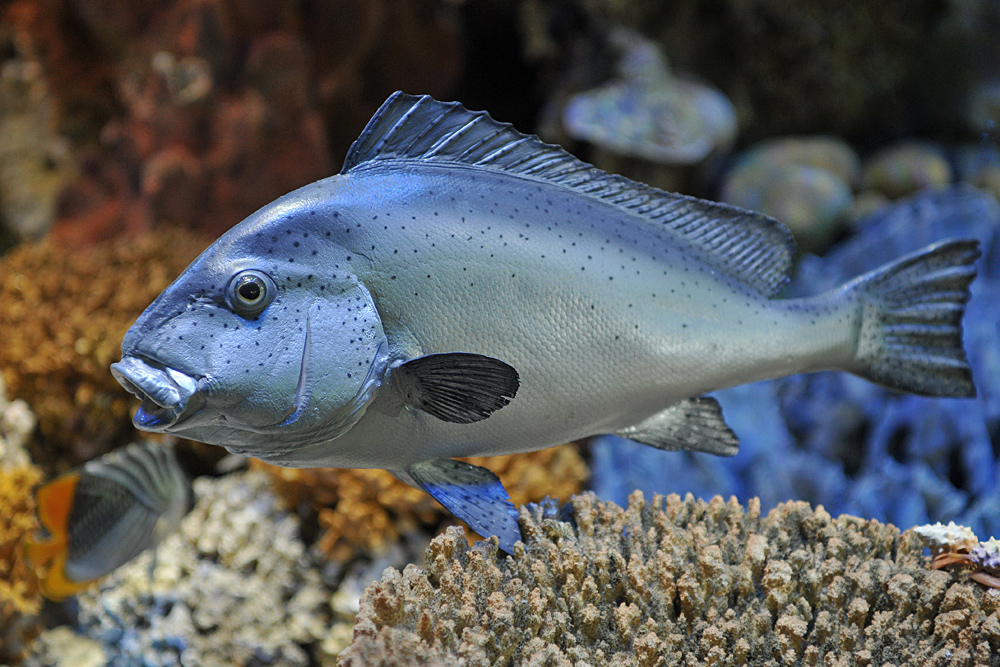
[110,356,204,431]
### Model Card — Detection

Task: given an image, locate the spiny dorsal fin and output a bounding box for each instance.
[343,92,795,297]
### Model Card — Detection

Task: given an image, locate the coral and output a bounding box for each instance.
[562,29,736,165]
[0,5,74,247]
[255,444,588,561]
[0,374,36,468]
[340,492,1000,666]
[2,0,464,243]
[591,187,1000,540]
[0,228,209,469]
[0,463,44,663]
[525,0,952,142]
[45,471,333,667]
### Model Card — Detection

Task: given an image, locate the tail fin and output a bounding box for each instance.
[848,239,980,397]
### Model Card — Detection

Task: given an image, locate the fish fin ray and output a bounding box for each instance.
[64,501,161,582]
[343,92,794,296]
[848,238,980,397]
[407,458,521,554]
[615,397,739,456]
[394,352,519,424]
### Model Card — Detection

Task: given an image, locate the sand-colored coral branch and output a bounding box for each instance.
[254,444,589,561]
[0,228,209,468]
[0,463,43,662]
[340,492,1000,666]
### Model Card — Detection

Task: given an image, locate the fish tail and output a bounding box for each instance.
[846,238,981,397]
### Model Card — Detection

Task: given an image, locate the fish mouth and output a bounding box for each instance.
[110,356,205,431]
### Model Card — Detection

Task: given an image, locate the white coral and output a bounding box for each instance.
[0,375,36,468]
[913,521,978,554]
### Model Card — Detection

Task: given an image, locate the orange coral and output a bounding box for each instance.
[253,443,589,561]
[0,464,43,662]
[0,228,209,468]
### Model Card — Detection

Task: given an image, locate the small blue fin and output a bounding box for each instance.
[394,352,519,424]
[408,458,522,554]
[342,92,795,297]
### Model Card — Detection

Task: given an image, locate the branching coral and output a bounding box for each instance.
[340,492,1000,666]
[254,444,589,561]
[0,228,209,468]
[58,471,332,667]
[0,463,43,663]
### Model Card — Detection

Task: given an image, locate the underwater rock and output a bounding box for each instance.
[0,228,209,468]
[721,137,858,252]
[563,30,737,166]
[590,187,1000,540]
[51,471,332,667]
[861,141,953,199]
[255,443,588,561]
[340,493,1000,666]
[0,463,43,663]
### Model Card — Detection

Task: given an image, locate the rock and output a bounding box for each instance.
[721,137,857,252]
[861,141,953,198]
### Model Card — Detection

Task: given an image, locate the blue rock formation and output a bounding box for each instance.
[591,187,1000,537]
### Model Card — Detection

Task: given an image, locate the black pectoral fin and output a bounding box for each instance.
[409,458,522,554]
[394,353,519,424]
[615,396,740,456]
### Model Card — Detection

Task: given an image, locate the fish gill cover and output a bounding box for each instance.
[591,186,1000,537]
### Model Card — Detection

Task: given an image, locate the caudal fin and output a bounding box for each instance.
[847,239,981,397]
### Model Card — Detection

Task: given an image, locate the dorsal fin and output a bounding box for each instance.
[343,92,796,296]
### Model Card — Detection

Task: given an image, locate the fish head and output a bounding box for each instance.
[112,185,389,455]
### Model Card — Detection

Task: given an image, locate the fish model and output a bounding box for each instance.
[25,441,192,600]
[111,93,980,554]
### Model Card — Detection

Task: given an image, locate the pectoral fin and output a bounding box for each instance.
[615,396,740,456]
[407,458,522,554]
[393,353,519,424]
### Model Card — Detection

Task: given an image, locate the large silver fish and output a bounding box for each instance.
[112,93,980,553]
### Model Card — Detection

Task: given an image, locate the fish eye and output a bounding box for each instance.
[226,270,275,317]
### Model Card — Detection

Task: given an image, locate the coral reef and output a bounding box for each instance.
[254,443,588,561]
[4,0,463,244]
[0,227,209,469]
[29,471,333,667]
[0,463,44,663]
[340,492,1000,666]
[591,187,1000,540]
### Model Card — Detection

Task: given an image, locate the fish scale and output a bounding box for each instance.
[112,93,981,554]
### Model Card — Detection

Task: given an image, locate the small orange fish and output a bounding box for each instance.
[25,441,192,600]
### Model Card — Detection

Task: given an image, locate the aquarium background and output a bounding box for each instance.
[0,0,998,664]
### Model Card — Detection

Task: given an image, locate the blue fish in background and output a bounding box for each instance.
[593,187,1000,537]
[111,93,982,553]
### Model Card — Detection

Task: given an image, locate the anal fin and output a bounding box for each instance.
[407,458,522,554]
[615,396,739,456]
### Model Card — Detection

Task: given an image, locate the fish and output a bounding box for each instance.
[24,441,192,600]
[111,92,980,554]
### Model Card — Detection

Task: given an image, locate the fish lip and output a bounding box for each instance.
[110,355,204,431]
